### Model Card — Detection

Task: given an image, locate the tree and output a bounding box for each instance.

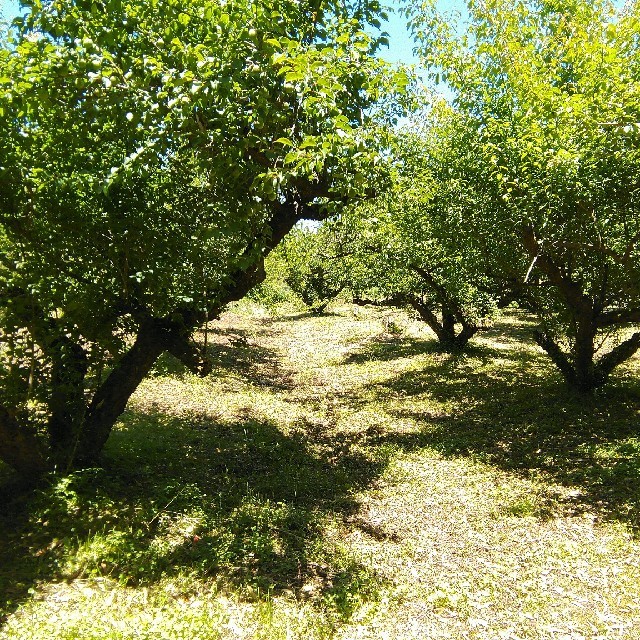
[409,0,640,392]
[342,114,497,352]
[279,224,349,314]
[0,0,403,474]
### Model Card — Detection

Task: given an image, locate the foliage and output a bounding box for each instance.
[0,0,405,473]
[248,249,299,311]
[339,113,497,351]
[407,0,640,391]
[280,224,350,314]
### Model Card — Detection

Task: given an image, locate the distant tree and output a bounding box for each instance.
[343,113,497,352]
[280,225,350,314]
[409,0,640,392]
[0,0,404,474]
[247,249,298,311]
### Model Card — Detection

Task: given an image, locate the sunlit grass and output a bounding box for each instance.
[1,303,639,638]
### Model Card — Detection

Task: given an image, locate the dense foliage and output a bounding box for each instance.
[406,0,640,390]
[337,112,497,351]
[0,0,402,474]
[280,224,349,314]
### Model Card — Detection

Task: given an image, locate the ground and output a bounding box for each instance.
[1,303,639,639]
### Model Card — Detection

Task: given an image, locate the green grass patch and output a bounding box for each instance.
[1,306,639,638]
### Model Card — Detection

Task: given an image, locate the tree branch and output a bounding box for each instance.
[165,335,212,377]
[533,330,576,386]
[521,225,592,315]
[595,331,640,382]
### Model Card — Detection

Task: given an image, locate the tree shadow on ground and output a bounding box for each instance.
[341,311,542,366]
[0,406,393,625]
[342,337,444,364]
[367,339,640,534]
[265,311,343,324]
[151,326,295,391]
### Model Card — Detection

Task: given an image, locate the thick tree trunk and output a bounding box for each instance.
[536,327,640,395]
[572,313,598,394]
[47,338,89,465]
[441,310,456,348]
[534,323,599,394]
[0,405,48,475]
[77,319,169,463]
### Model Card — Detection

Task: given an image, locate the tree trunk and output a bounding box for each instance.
[572,312,598,394]
[536,325,640,395]
[441,310,456,350]
[74,209,296,464]
[47,338,89,466]
[76,319,168,463]
[534,324,599,394]
[454,320,479,351]
[408,299,478,353]
[0,405,48,475]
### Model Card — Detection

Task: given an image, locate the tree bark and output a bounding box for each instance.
[533,330,577,387]
[408,298,478,352]
[47,337,89,463]
[572,312,598,394]
[442,310,456,347]
[595,331,640,383]
[78,319,168,462]
[0,404,48,475]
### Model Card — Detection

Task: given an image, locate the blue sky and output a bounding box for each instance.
[381,0,469,66]
[380,2,420,66]
[0,0,18,21]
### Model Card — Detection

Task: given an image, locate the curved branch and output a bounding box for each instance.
[595,331,640,383]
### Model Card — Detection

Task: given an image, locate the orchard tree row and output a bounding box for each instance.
[273,0,640,394]
[0,0,639,477]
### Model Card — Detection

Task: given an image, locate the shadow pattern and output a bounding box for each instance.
[368,341,640,534]
[0,407,391,625]
[152,326,295,391]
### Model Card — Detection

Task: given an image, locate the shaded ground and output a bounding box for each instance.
[1,305,639,639]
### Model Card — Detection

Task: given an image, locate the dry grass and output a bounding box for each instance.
[1,303,639,639]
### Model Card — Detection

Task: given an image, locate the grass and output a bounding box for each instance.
[1,303,639,638]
